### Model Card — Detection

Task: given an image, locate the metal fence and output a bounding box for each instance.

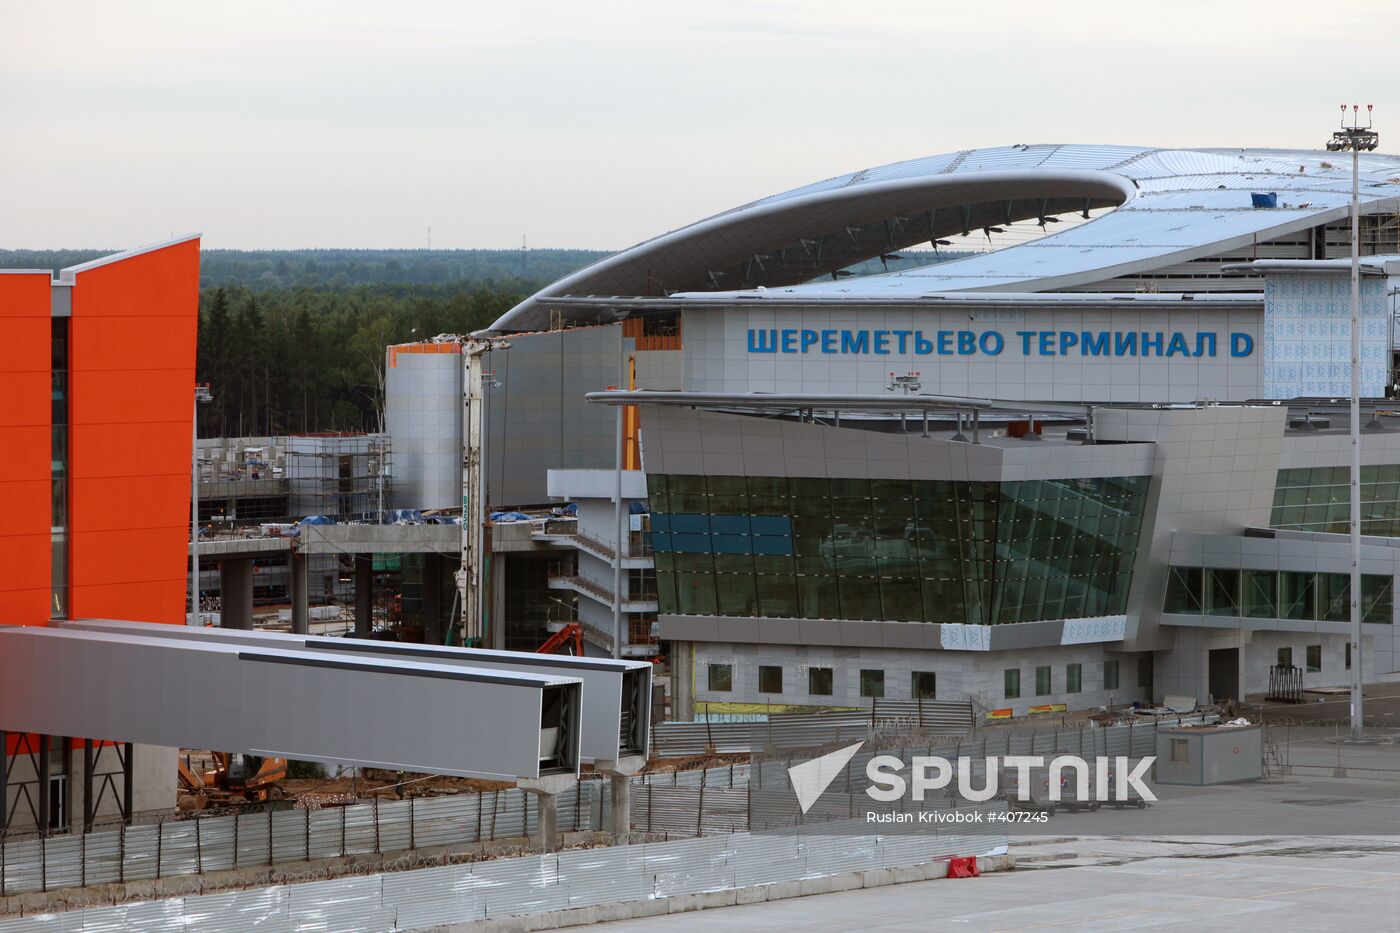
[0,713,1208,899]
[0,785,604,898]
[0,817,1008,932]
[652,700,974,757]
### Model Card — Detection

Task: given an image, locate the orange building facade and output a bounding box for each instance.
[1,237,200,829]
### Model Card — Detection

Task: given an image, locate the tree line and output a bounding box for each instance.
[194,282,530,437]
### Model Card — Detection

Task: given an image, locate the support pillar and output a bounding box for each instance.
[37,734,50,835]
[518,773,575,851]
[290,552,309,635]
[0,729,8,836]
[422,553,443,646]
[354,553,373,637]
[610,774,630,839]
[596,755,644,842]
[672,641,695,722]
[488,553,506,650]
[219,558,255,630]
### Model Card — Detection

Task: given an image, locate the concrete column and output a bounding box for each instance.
[518,773,575,851]
[673,640,694,721]
[609,774,631,840]
[289,552,309,635]
[488,553,506,650]
[219,558,254,630]
[354,554,373,637]
[422,553,443,646]
[535,792,558,850]
[597,755,643,842]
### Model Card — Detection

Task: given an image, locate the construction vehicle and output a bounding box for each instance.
[537,622,585,656]
[178,752,288,809]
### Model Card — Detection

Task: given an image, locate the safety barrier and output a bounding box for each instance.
[0,817,1008,932]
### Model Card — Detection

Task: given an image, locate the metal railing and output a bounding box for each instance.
[0,785,602,898]
[652,701,975,757]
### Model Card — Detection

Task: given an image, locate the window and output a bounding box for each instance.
[860,669,885,698]
[1104,659,1120,691]
[1035,666,1052,696]
[1066,663,1082,694]
[51,318,69,619]
[1346,641,1353,670]
[1170,738,1190,763]
[911,671,937,699]
[1004,669,1021,699]
[1306,645,1322,673]
[1242,570,1278,618]
[808,667,833,696]
[1205,568,1240,617]
[707,663,732,692]
[1280,572,1317,621]
[1277,647,1293,668]
[1163,566,1203,614]
[758,665,782,694]
[1138,655,1154,691]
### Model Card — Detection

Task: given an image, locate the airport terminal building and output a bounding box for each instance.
[476,144,1400,717]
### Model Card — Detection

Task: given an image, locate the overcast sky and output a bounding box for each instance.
[2,1,1395,251]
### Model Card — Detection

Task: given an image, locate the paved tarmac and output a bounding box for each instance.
[594,835,1400,931]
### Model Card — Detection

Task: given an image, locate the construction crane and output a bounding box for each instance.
[446,334,510,647]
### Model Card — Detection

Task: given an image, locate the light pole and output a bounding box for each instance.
[190,383,213,625]
[1326,104,1379,740]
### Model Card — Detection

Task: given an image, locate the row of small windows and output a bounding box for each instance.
[1277,644,1352,672]
[704,657,1149,700]
[1162,567,1394,624]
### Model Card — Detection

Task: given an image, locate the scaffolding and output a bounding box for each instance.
[285,434,392,521]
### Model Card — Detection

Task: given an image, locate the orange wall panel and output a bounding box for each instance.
[68,239,200,627]
[0,273,52,625]
[68,368,195,429]
[70,581,185,627]
[0,425,50,481]
[72,476,191,535]
[69,420,189,479]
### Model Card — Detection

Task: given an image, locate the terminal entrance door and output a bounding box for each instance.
[1209,647,1239,705]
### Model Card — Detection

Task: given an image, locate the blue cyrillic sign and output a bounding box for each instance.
[745,329,1254,358]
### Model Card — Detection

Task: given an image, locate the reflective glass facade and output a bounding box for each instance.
[647,473,1149,625]
[1163,565,1393,624]
[1272,466,1400,536]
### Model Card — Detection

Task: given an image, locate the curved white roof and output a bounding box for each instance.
[491,144,1400,332]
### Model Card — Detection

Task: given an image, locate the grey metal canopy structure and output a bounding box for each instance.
[59,619,651,765]
[490,144,1400,332]
[0,625,582,782]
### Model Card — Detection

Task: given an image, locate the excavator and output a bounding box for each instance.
[178,752,288,809]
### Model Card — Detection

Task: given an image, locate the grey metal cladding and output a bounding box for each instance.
[58,619,648,763]
[0,627,577,781]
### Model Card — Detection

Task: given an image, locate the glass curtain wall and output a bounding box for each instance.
[51,317,69,618]
[1164,565,1393,624]
[649,473,1149,625]
[1273,466,1400,536]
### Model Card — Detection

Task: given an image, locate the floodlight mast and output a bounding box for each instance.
[1327,104,1378,741]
